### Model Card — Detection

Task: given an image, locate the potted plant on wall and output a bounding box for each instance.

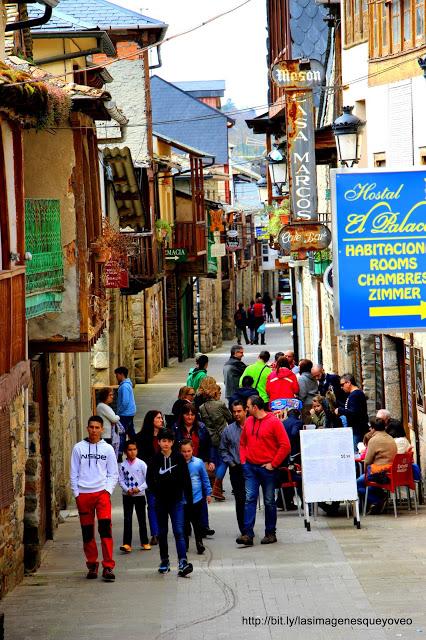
[90,219,133,264]
[266,198,290,239]
[155,219,173,243]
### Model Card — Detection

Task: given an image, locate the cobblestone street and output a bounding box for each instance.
[2,325,426,640]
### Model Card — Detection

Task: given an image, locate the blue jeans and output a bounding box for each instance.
[118,415,135,453]
[155,499,187,562]
[243,462,278,538]
[146,490,159,537]
[212,446,228,481]
[357,473,385,506]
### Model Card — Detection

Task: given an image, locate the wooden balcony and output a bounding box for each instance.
[0,268,26,377]
[174,221,206,256]
[120,231,163,292]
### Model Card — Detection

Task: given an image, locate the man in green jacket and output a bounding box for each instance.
[239,351,270,403]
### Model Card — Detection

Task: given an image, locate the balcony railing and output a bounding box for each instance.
[122,231,159,282]
[174,221,206,255]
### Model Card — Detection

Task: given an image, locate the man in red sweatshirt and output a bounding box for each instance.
[237,395,290,546]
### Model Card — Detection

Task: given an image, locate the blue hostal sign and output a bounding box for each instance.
[331,168,426,333]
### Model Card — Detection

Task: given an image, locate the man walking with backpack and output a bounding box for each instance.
[239,351,270,404]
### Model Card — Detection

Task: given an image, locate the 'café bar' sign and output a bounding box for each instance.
[278,223,331,257]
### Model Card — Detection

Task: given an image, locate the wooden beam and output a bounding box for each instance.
[0,124,10,270]
[11,123,25,264]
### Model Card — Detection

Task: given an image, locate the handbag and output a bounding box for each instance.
[257,322,266,334]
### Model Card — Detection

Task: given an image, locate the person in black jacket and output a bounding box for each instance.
[135,410,164,546]
[335,374,369,448]
[146,429,194,577]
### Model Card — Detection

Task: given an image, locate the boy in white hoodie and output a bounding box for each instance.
[70,416,118,581]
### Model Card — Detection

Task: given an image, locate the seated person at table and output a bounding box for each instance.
[385,416,421,481]
[310,395,328,428]
[357,418,397,514]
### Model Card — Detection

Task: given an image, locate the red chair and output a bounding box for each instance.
[278,464,302,517]
[363,453,418,518]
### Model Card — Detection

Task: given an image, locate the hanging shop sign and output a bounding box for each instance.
[285,90,318,222]
[104,260,129,288]
[332,168,426,333]
[226,228,241,251]
[278,223,331,257]
[323,264,334,296]
[270,59,325,89]
[210,242,226,257]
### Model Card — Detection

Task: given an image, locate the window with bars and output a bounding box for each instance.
[0,410,13,509]
[25,199,64,320]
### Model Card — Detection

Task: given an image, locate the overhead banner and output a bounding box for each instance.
[332,168,426,333]
[285,90,318,222]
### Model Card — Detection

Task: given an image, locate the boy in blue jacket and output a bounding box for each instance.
[115,366,136,455]
[180,439,212,554]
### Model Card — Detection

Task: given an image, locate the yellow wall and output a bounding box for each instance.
[33,36,98,79]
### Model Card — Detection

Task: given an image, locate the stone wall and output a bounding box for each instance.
[91,291,135,387]
[198,277,222,353]
[221,283,235,340]
[0,395,25,598]
[144,282,165,380]
[382,336,402,420]
[166,273,179,358]
[47,354,77,522]
[96,45,148,166]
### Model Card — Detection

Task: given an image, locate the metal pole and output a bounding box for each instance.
[195,277,202,353]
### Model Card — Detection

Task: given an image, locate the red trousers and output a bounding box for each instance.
[76,490,114,569]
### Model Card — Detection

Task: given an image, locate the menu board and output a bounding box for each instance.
[300,428,358,503]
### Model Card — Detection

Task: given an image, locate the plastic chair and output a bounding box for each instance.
[278,464,302,517]
[363,453,418,518]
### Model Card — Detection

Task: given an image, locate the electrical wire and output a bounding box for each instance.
[2,0,255,88]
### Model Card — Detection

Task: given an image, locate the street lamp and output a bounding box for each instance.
[332,106,365,167]
[267,147,288,196]
[256,176,268,205]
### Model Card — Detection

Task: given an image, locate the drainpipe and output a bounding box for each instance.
[97,101,129,144]
[149,45,163,70]
[5,4,53,31]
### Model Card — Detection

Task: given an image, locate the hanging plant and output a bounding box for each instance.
[265,198,290,239]
[91,219,133,265]
[155,219,173,243]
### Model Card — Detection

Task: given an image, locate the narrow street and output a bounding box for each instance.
[1,324,425,640]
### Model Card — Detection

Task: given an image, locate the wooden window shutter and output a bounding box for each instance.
[0,410,13,509]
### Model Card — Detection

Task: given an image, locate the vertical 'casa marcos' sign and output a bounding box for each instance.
[285,91,318,222]
[332,168,426,333]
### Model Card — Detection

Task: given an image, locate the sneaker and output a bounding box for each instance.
[201,527,215,537]
[158,560,170,574]
[119,544,132,553]
[140,544,151,551]
[178,559,193,577]
[86,564,98,579]
[260,533,277,545]
[102,568,115,582]
[235,534,254,546]
[149,535,159,546]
